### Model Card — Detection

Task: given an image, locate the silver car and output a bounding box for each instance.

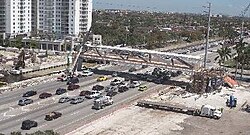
[18,98,33,106]
[70,97,84,104]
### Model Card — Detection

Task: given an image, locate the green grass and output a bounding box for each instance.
[224,59,236,68]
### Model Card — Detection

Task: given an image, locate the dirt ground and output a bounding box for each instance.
[67,81,250,135]
[177,109,250,135]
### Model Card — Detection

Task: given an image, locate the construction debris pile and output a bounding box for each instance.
[188,69,224,94]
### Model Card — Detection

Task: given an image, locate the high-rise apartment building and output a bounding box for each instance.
[38,0,92,38]
[0,0,92,38]
[5,0,32,36]
[0,0,5,35]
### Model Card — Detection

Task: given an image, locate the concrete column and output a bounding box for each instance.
[40,44,43,50]
[52,44,55,51]
[46,43,48,51]
[59,44,62,51]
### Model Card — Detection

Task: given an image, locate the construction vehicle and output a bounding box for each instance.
[241,101,250,113]
[226,95,237,108]
[137,100,223,119]
[92,96,113,110]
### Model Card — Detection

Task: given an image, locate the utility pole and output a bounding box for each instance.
[203,3,211,69]
[240,3,250,39]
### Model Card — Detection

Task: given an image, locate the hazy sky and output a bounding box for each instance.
[93,0,250,16]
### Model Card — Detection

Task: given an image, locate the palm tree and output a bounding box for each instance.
[214,47,231,67]
[234,38,248,79]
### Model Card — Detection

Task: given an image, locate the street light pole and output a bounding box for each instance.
[204,3,211,69]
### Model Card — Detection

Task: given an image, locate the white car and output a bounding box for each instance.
[110,78,124,86]
[129,81,141,88]
[85,91,102,99]
[82,70,93,76]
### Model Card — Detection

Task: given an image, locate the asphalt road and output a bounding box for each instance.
[0,64,161,134]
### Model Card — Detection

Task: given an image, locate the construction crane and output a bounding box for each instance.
[69,28,92,76]
[240,3,250,38]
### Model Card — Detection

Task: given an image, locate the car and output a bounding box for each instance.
[138,85,148,91]
[82,70,93,76]
[58,97,72,103]
[55,88,67,95]
[92,85,104,91]
[128,67,137,72]
[74,71,85,77]
[67,84,80,90]
[23,91,37,97]
[118,82,129,87]
[141,65,148,69]
[21,120,37,130]
[79,90,91,97]
[66,77,79,85]
[110,78,124,86]
[39,92,52,99]
[129,81,141,88]
[18,98,33,106]
[106,90,118,97]
[118,86,129,92]
[105,86,117,92]
[136,73,147,80]
[70,97,84,104]
[97,76,108,81]
[85,91,102,99]
[154,78,164,84]
[57,75,68,82]
[94,95,105,99]
[112,72,118,77]
[45,111,62,121]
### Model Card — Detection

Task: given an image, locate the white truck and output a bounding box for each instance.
[92,96,113,110]
[137,101,223,120]
[199,105,223,119]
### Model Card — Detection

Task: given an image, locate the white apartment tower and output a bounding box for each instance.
[38,0,92,37]
[4,0,32,36]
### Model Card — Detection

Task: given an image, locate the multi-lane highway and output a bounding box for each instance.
[0,64,166,134]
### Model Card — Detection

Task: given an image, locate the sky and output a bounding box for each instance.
[93,0,250,16]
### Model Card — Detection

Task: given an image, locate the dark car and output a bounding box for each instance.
[67,84,80,91]
[18,98,33,106]
[66,77,79,85]
[23,91,37,97]
[79,90,92,96]
[58,97,71,103]
[45,111,62,121]
[70,97,84,104]
[118,86,129,92]
[106,90,118,97]
[154,78,164,84]
[56,88,67,95]
[92,85,104,91]
[128,67,137,72]
[21,120,37,130]
[105,86,117,92]
[39,92,52,99]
